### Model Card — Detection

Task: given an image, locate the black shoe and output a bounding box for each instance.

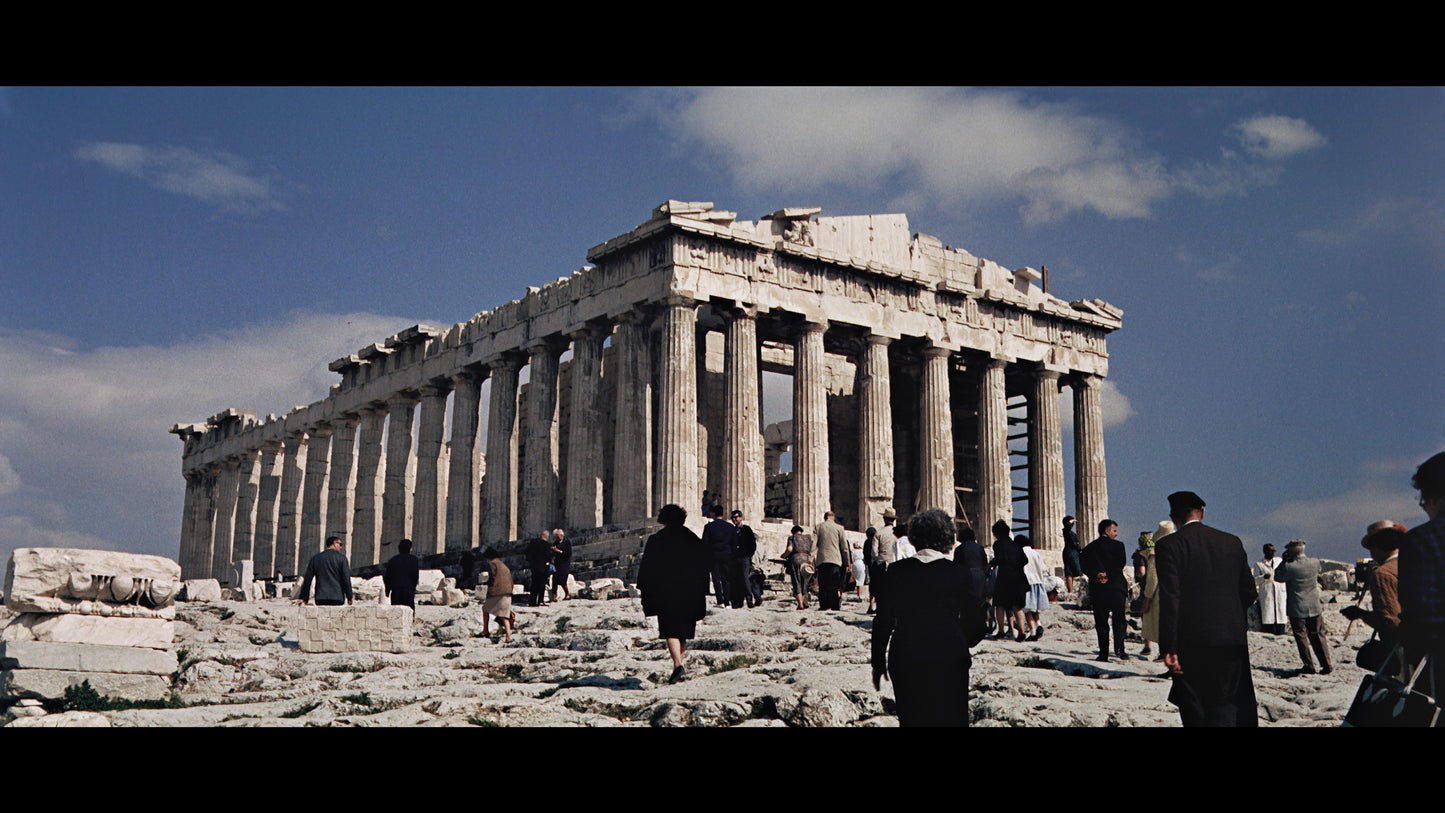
[1116,651,1128,661]
[1030,628,1044,641]
[1300,666,1317,675]
[1321,666,1333,675]
[1016,631,1028,643]
[669,665,685,684]
[1095,654,1110,663]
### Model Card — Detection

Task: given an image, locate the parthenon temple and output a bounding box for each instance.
[171,201,1122,582]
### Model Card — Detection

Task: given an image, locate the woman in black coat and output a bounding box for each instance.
[637,503,711,684]
[871,509,989,727]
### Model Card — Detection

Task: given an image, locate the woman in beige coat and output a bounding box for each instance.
[1139,520,1175,660]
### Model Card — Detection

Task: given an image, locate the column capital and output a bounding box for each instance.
[1035,367,1063,383]
[866,333,894,348]
[386,390,420,409]
[524,334,568,355]
[482,350,526,372]
[662,293,697,309]
[921,343,953,360]
[307,421,333,437]
[419,380,452,399]
[565,320,611,342]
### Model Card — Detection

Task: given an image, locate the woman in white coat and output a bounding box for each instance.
[1253,543,1288,634]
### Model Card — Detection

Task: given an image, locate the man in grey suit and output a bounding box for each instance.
[1157,491,1259,727]
[1274,538,1333,675]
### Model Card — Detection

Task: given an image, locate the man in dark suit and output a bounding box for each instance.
[383,538,421,609]
[1157,491,1259,727]
[701,506,738,607]
[1081,518,1128,662]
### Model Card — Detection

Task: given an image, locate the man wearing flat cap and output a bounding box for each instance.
[1156,491,1259,726]
[1274,539,1334,675]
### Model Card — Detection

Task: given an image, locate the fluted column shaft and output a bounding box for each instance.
[919,345,956,514]
[482,356,522,544]
[381,392,418,556]
[275,432,308,577]
[858,334,895,530]
[1073,373,1109,547]
[324,415,358,555]
[611,314,653,523]
[1029,368,1066,550]
[208,458,240,579]
[253,441,283,578]
[299,423,332,562]
[351,407,386,566]
[178,472,201,579]
[656,298,699,514]
[793,321,830,526]
[413,383,451,555]
[565,327,606,530]
[445,369,484,551]
[723,310,764,523]
[232,450,262,567]
[185,469,217,581]
[522,341,562,535]
[977,357,1012,534]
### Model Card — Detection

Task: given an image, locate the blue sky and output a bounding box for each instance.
[1,86,1439,569]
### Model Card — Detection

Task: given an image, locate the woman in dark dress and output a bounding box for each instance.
[988,519,1029,641]
[871,508,989,727]
[637,503,711,684]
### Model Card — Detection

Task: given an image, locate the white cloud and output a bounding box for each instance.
[1231,114,1327,160]
[0,311,419,560]
[1061,379,1136,434]
[74,141,286,214]
[1254,454,1425,563]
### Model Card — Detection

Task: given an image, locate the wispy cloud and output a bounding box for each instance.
[74,141,287,214]
[1061,379,1136,434]
[1254,453,1426,563]
[629,88,1324,226]
[1231,114,1327,160]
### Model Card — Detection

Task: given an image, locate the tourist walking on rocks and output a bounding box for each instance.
[1275,539,1334,675]
[784,525,814,610]
[1254,543,1287,635]
[730,509,759,609]
[1082,519,1129,661]
[1020,535,1049,640]
[703,506,739,607]
[868,509,899,614]
[1157,491,1259,727]
[638,503,711,684]
[550,527,572,602]
[479,547,515,643]
[871,508,989,727]
[814,511,850,611]
[1062,515,1083,593]
[297,535,354,606]
[989,520,1028,642]
[851,539,868,601]
[383,538,421,609]
[1136,532,1161,659]
[955,525,989,603]
[525,530,553,607]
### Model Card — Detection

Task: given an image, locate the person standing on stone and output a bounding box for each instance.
[813,510,849,612]
[784,525,814,610]
[1341,523,1403,649]
[871,508,989,727]
[1019,535,1049,641]
[851,538,868,602]
[296,535,354,606]
[638,503,711,683]
[1157,490,1259,727]
[1062,515,1084,594]
[988,520,1028,642]
[702,506,738,608]
[867,509,899,614]
[550,527,572,602]
[383,538,421,609]
[1274,539,1334,676]
[479,547,515,644]
[525,529,553,607]
[1137,531,1162,661]
[729,509,759,608]
[1399,451,1445,695]
[1082,519,1129,661]
[1253,543,1288,635]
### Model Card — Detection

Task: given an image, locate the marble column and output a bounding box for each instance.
[656,297,699,515]
[857,334,895,530]
[482,355,522,544]
[325,415,359,555]
[231,450,262,567]
[792,320,830,526]
[299,422,333,562]
[918,344,956,515]
[274,431,308,577]
[1028,368,1066,551]
[381,391,418,556]
[611,312,653,523]
[522,339,563,536]
[445,368,484,552]
[178,471,201,579]
[253,440,283,579]
[208,458,240,580]
[565,326,606,530]
[977,356,1012,534]
[722,309,764,524]
[413,382,451,556]
[1073,373,1109,548]
[192,467,218,580]
[352,406,387,566]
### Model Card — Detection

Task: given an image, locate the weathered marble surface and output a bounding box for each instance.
[0,640,178,675]
[1,613,174,650]
[5,548,180,618]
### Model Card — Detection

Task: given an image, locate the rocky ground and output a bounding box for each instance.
[5,582,1369,727]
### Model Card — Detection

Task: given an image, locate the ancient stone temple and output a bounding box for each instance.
[171,201,1121,581]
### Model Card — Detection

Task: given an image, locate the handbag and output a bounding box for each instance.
[1343,644,1440,727]
[1356,633,1389,672]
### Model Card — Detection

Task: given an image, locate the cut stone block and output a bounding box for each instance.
[4,548,180,618]
[296,604,413,653]
[0,668,172,702]
[1,614,174,650]
[181,579,223,602]
[0,640,178,675]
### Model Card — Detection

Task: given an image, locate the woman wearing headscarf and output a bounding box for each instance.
[1139,520,1174,662]
[1020,535,1049,640]
[637,503,711,684]
[871,508,989,726]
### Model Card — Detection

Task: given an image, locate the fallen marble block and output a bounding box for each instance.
[181,579,222,602]
[5,548,180,618]
[0,668,171,702]
[296,604,413,653]
[0,640,178,676]
[1,613,175,650]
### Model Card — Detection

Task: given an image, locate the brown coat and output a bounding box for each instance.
[485,558,514,597]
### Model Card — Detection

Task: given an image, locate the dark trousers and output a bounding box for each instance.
[818,563,844,611]
[317,599,345,606]
[728,558,752,608]
[529,573,548,606]
[1092,590,1128,656]
[747,569,764,606]
[711,556,733,606]
[1289,615,1333,671]
[1170,646,1259,727]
